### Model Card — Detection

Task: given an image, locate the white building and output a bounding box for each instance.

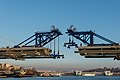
[104,71,113,76]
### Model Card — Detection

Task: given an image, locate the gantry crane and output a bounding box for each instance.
[64,25,120,60]
[0,26,64,60]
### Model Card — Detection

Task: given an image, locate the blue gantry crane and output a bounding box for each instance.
[0,26,64,60]
[15,26,62,48]
[64,25,120,60]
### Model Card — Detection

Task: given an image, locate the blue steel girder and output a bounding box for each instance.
[66,29,92,45]
[64,26,118,48]
[35,31,62,47]
[15,26,62,47]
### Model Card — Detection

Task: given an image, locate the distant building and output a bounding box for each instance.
[5,63,11,68]
[8,66,14,71]
[104,71,113,76]
[20,69,27,75]
[0,64,2,69]
[82,72,96,76]
[75,71,82,76]
[1,64,5,69]
[13,65,21,70]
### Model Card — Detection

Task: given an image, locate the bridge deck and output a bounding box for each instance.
[75,45,120,60]
[0,46,53,60]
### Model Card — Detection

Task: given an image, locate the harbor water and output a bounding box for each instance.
[1,76,120,80]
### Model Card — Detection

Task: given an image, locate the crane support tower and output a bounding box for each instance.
[64,25,120,60]
[0,26,64,60]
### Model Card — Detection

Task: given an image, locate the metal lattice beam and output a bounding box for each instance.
[64,26,118,48]
[15,26,62,47]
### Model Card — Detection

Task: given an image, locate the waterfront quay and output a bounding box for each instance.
[0,63,120,78]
